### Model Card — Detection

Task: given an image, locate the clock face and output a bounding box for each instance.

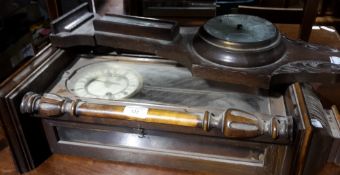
[66,62,142,100]
[203,14,277,44]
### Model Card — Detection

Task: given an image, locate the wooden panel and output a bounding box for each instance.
[25,154,199,175]
[0,146,197,175]
[0,45,75,172]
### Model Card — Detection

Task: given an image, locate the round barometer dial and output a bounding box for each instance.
[193,14,285,67]
[66,62,142,100]
[203,14,278,45]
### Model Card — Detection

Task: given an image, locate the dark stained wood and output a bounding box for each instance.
[49,3,95,47]
[94,14,179,41]
[0,45,56,172]
[0,45,76,172]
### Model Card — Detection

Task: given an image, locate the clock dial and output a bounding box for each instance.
[66,62,142,100]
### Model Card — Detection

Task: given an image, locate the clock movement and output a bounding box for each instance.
[1,3,340,175]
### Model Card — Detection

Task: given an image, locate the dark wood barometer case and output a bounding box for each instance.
[1,3,340,175]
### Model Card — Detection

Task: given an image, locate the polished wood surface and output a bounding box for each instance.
[0,147,201,175]
[0,25,339,175]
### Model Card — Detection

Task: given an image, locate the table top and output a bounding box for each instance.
[0,24,339,175]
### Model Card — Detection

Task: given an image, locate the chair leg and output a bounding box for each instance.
[300,0,321,41]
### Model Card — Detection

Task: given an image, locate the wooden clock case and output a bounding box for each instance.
[0,3,340,175]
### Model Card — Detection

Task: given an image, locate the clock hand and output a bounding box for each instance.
[94,79,120,85]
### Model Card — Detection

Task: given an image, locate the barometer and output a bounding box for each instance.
[202,14,278,47]
[193,14,284,67]
[49,6,340,88]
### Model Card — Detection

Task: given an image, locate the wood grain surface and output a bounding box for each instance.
[0,147,203,175]
[26,154,203,175]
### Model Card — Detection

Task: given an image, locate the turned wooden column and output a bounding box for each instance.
[20,92,292,141]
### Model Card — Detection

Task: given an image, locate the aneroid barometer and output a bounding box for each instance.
[193,14,283,67]
[203,14,277,44]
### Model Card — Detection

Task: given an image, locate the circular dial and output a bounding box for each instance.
[192,14,284,67]
[203,14,278,44]
[66,62,142,100]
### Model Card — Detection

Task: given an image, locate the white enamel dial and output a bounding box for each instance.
[66,62,142,100]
